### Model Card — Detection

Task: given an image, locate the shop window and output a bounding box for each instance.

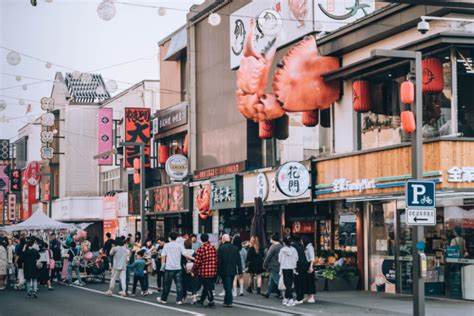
[457,48,474,137]
[359,50,453,150]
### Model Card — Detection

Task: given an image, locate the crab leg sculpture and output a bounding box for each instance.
[236,19,340,139]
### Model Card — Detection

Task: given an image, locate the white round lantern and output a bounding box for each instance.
[6,51,21,66]
[158,7,167,16]
[97,0,116,21]
[105,79,118,93]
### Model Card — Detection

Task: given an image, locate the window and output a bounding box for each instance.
[100,168,122,195]
[359,49,453,150]
[457,48,474,137]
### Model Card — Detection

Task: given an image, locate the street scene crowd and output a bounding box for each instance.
[0,230,320,308]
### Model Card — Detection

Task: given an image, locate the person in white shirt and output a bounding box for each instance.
[106,237,130,297]
[157,232,189,305]
[278,236,298,307]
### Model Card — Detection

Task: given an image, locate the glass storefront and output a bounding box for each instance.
[368,199,474,298]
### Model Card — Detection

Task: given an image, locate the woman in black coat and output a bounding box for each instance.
[22,239,40,298]
[246,236,264,294]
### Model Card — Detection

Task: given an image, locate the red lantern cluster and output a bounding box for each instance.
[301,110,319,127]
[158,144,169,165]
[422,58,444,94]
[352,80,371,112]
[401,109,416,134]
[399,79,416,134]
[400,80,415,105]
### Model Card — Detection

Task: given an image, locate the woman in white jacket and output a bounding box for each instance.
[278,236,298,307]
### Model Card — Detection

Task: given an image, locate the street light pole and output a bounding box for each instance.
[412,51,425,316]
[371,49,425,316]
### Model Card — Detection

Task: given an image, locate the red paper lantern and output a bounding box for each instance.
[301,110,319,127]
[158,144,169,164]
[259,120,273,139]
[400,80,415,104]
[352,80,371,112]
[401,110,416,134]
[422,58,444,93]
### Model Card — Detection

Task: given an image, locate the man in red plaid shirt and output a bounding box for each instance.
[192,233,217,307]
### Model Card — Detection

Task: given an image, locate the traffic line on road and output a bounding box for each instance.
[71,285,205,316]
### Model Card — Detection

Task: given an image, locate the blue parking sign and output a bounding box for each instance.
[406,180,435,209]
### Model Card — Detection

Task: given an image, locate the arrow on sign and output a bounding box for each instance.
[414,217,428,222]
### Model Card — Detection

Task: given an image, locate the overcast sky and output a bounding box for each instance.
[0,0,202,140]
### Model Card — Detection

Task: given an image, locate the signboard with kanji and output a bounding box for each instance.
[124,107,151,168]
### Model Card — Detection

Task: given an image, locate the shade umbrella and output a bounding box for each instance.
[0,210,74,232]
[250,197,267,250]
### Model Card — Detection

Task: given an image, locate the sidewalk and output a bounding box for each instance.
[106,272,474,316]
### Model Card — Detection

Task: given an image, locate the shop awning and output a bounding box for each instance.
[323,32,474,81]
[164,27,187,61]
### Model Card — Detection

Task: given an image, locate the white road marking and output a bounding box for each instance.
[71,285,205,316]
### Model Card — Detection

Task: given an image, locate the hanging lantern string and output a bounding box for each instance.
[1,46,158,87]
[113,0,414,28]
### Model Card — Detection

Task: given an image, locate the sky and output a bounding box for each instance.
[0,0,202,140]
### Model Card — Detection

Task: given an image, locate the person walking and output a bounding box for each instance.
[37,242,53,290]
[193,233,218,308]
[22,239,40,298]
[218,234,242,308]
[263,233,283,299]
[232,235,246,297]
[103,232,115,269]
[156,232,187,305]
[292,235,308,305]
[14,236,26,290]
[67,241,84,286]
[49,233,62,283]
[154,237,165,291]
[0,239,7,290]
[181,238,198,304]
[127,250,147,296]
[302,236,316,303]
[106,237,130,297]
[279,236,298,307]
[246,236,264,294]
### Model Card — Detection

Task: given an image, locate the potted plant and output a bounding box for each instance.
[326,265,360,291]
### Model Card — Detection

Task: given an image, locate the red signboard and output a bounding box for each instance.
[291,221,315,234]
[152,184,186,213]
[25,161,41,186]
[193,161,246,180]
[124,108,151,168]
[21,170,37,220]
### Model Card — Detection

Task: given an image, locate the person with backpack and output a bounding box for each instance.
[292,235,308,305]
[22,238,40,298]
[278,236,298,307]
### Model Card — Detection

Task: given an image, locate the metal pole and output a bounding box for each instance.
[49,169,54,217]
[411,53,425,316]
[139,144,146,243]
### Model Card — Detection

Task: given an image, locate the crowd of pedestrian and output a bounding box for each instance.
[104,231,317,308]
[0,230,317,309]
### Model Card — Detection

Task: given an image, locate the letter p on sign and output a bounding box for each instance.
[406,180,435,209]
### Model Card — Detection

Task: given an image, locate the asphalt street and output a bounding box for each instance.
[1,281,473,316]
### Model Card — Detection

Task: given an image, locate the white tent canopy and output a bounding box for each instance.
[0,210,75,232]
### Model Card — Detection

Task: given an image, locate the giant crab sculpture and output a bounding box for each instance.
[236,19,340,139]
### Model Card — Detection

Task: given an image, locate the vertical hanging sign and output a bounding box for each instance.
[98,108,113,165]
[124,108,151,168]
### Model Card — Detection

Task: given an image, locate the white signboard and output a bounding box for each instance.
[447,166,474,183]
[406,209,436,226]
[229,0,374,69]
[41,113,55,127]
[314,0,375,32]
[276,161,310,197]
[165,154,189,181]
[256,172,269,201]
[40,146,54,160]
[332,178,375,193]
[229,0,313,69]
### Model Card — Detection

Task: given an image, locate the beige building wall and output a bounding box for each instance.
[159,40,183,109]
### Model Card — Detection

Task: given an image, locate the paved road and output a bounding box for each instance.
[1,281,473,316]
